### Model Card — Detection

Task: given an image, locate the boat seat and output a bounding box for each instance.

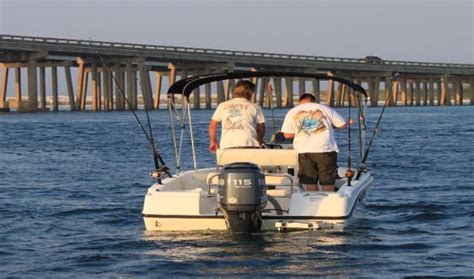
[265,175,293,186]
[266,189,291,197]
[216,148,298,167]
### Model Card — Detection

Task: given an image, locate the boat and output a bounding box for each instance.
[142,71,379,233]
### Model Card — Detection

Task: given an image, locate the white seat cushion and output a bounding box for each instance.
[216,148,298,167]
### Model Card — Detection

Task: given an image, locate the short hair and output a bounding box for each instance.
[233,80,255,98]
[299,93,316,102]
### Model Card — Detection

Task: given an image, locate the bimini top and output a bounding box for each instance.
[167,71,368,98]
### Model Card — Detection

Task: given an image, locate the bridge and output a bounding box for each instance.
[0,34,473,112]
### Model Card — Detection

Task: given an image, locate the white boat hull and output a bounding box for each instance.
[142,166,373,232]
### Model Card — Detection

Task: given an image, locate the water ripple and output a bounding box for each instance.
[1,107,473,277]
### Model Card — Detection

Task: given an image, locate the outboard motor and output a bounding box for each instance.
[217,162,267,233]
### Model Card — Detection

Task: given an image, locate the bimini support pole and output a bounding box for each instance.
[185,96,198,170]
[176,96,188,172]
[168,95,180,174]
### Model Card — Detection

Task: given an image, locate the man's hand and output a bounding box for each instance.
[336,118,354,129]
[256,123,265,146]
[209,141,219,153]
[283,132,295,139]
[209,120,219,153]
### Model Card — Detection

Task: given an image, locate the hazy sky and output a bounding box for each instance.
[0,0,473,63]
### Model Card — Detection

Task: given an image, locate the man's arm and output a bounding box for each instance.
[208,120,219,152]
[256,123,265,145]
[328,107,351,129]
[280,110,294,139]
[334,119,354,129]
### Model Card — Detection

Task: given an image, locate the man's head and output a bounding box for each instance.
[233,80,255,100]
[299,93,316,104]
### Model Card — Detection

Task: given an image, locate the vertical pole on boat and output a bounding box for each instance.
[168,96,180,174]
[267,78,277,135]
[176,95,189,171]
[185,96,198,170]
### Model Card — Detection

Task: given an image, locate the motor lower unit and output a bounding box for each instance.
[217,162,267,233]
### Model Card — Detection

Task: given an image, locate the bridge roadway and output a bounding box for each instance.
[0,34,473,112]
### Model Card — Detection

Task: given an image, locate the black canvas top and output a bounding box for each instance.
[167,71,368,98]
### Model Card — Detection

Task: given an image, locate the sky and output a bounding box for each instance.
[0,0,473,64]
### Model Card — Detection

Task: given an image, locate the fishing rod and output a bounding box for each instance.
[356,91,368,160]
[135,69,171,178]
[345,87,354,186]
[356,86,391,179]
[87,39,170,182]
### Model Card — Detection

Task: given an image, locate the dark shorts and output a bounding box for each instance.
[298,152,339,185]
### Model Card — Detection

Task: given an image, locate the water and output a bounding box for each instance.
[1,106,473,277]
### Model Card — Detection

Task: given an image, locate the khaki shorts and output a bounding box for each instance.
[298,152,339,185]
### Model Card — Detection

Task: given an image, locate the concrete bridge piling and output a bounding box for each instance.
[1,35,473,112]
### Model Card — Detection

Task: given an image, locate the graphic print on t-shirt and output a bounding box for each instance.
[294,109,327,134]
[223,104,247,130]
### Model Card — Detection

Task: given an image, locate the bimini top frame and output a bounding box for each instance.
[168,72,367,98]
[166,71,369,175]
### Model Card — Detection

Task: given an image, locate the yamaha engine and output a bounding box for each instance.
[217,162,267,233]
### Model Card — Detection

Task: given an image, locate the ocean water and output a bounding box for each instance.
[0,106,473,277]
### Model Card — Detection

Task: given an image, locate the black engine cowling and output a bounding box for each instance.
[217,162,267,233]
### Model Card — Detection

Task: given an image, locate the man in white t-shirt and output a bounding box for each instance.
[208,80,266,152]
[281,93,348,192]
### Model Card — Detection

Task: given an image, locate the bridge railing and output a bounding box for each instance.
[1,34,474,70]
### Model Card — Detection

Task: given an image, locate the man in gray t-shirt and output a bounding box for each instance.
[281,93,348,192]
